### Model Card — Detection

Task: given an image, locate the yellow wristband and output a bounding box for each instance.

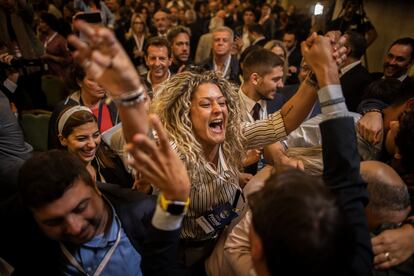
[158,193,190,215]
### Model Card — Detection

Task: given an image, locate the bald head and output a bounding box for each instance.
[360,161,410,231]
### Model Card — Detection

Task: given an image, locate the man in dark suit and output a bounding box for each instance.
[340,31,373,112]
[247,23,268,47]
[372,37,414,84]
[283,30,302,84]
[202,26,240,85]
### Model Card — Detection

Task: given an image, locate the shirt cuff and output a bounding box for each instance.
[3,79,17,93]
[151,204,184,231]
[317,85,348,116]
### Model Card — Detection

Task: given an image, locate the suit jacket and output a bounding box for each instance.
[320,117,372,276]
[286,46,302,84]
[340,63,373,112]
[266,84,320,119]
[202,55,240,85]
[223,117,372,276]
[0,182,184,275]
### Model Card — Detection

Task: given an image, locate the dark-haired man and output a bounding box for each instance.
[239,48,321,175]
[247,23,267,47]
[234,6,257,53]
[0,129,189,274]
[249,33,372,276]
[167,25,191,74]
[382,37,414,82]
[340,31,373,112]
[144,36,172,95]
[283,30,302,84]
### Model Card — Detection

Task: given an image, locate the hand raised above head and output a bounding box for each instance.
[125,115,190,202]
[68,20,140,97]
[325,30,348,67]
[301,33,341,87]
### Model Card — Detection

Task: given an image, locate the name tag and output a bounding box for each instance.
[196,203,238,234]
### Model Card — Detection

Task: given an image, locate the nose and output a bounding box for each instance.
[277,79,284,89]
[154,57,161,66]
[65,215,83,236]
[388,57,398,65]
[212,101,222,113]
[86,137,97,148]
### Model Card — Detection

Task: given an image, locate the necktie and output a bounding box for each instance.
[252,102,261,121]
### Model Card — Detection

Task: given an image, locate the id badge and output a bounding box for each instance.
[196,203,238,234]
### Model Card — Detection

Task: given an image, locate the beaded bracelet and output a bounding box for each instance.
[110,85,147,106]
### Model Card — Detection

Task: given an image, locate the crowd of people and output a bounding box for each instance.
[0,0,414,275]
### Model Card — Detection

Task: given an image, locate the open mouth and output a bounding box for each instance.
[209,119,224,134]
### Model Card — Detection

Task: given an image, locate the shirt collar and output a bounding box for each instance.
[146,70,171,85]
[381,73,408,82]
[398,73,408,82]
[340,60,361,76]
[239,88,267,115]
[252,36,265,45]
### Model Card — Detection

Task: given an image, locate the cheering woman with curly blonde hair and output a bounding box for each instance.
[68,21,345,272]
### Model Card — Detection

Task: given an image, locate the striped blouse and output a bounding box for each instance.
[180,111,286,240]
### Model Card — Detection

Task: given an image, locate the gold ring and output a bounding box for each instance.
[384,252,391,261]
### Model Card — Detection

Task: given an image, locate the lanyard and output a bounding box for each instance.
[44,32,58,49]
[60,216,122,276]
[133,34,144,52]
[213,55,231,79]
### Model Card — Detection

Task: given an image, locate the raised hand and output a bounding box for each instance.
[68,20,140,97]
[301,33,341,87]
[125,115,190,202]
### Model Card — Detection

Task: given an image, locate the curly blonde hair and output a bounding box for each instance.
[152,71,245,184]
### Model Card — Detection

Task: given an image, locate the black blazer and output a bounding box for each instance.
[320,117,372,275]
[202,55,240,85]
[340,63,373,112]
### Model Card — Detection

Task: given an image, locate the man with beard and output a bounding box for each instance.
[356,37,413,145]
[381,37,414,83]
[144,36,172,96]
[238,48,294,176]
[167,25,191,74]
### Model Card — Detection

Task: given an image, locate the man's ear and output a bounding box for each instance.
[251,73,260,86]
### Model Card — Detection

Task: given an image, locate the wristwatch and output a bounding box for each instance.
[158,193,190,215]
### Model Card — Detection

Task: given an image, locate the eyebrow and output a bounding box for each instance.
[40,198,90,224]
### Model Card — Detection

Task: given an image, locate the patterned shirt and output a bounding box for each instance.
[180,111,287,240]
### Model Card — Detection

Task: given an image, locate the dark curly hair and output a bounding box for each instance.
[18,150,94,209]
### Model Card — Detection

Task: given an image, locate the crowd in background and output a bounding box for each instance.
[1,0,414,275]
